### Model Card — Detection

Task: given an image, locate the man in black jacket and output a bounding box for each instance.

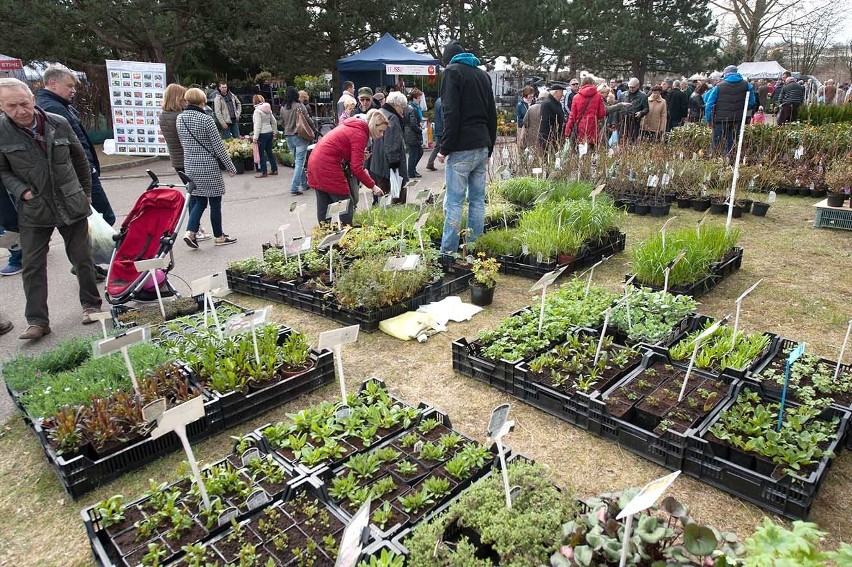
[777,76,805,125]
[37,66,115,227]
[539,82,566,151]
[436,40,497,254]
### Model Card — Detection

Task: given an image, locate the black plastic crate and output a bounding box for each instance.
[82,449,303,567]
[656,314,776,380]
[497,232,627,281]
[33,393,223,500]
[200,348,335,430]
[605,312,693,348]
[451,337,522,396]
[685,382,850,520]
[323,281,439,333]
[431,270,474,299]
[744,336,852,412]
[225,269,257,296]
[630,247,744,298]
[585,350,736,470]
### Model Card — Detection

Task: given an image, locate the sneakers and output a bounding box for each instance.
[183,231,199,249]
[94,265,107,282]
[255,172,267,178]
[215,235,237,246]
[426,165,437,171]
[196,227,212,241]
[290,191,304,196]
[0,263,22,276]
[269,170,279,176]
[19,324,51,340]
[82,307,101,325]
[0,320,12,336]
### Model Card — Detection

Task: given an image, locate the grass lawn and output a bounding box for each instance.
[0,193,850,565]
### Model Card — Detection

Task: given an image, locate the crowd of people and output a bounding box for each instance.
[516,66,851,159]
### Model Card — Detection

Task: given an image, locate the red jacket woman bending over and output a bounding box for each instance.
[564,80,606,146]
[307,111,388,225]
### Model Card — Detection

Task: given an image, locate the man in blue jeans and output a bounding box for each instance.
[704,65,756,158]
[436,40,497,254]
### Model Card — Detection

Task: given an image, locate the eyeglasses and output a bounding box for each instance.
[570,83,579,86]
[359,97,371,101]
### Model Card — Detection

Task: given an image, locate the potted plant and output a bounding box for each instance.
[224,139,253,174]
[826,158,852,207]
[469,253,500,306]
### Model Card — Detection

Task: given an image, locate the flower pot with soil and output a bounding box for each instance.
[469,254,499,307]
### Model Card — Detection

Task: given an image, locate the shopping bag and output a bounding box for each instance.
[252,141,260,165]
[88,206,116,264]
[389,169,403,199]
[608,129,619,147]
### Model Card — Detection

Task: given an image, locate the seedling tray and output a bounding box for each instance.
[31,386,222,500]
[629,247,744,298]
[605,312,693,348]
[82,448,303,567]
[198,347,335,430]
[656,314,776,380]
[685,382,850,520]
[513,337,647,430]
[585,350,736,470]
[744,336,852,412]
[451,337,524,396]
[498,231,626,281]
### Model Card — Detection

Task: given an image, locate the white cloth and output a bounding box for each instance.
[417,296,482,326]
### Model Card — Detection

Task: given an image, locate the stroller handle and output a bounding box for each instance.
[176,171,197,195]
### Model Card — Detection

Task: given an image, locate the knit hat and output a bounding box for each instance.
[442,40,466,65]
[723,65,738,77]
[358,87,373,97]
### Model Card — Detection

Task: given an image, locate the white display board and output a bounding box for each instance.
[106,59,167,156]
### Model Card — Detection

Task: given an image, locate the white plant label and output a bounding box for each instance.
[578,143,588,156]
[226,307,270,337]
[87,310,113,339]
[616,470,681,567]
[319,229,350,250]
[335,498,372,567]
[732,279,763,340]
[678,317,727,401]
[191,272,225,297]
[383,254,421,271]
[486,404,515,509]
[319,325,360,407]
[326,199,350,220]
[94,326,151,394]
[134,257,170,318]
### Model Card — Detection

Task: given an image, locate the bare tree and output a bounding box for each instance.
[778,3,838,75]
[710,0,835,61]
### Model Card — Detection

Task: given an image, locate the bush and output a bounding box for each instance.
[798,103,852,125]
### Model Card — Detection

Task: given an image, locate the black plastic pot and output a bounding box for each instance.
[810,189,827,198]
[751,202,770,216]
[634,202,650,215]
[676,197,692,208]
[709,202,728,214]
[233,158,245,174]
[797,187,811,197]
[827,193,847,207]
[691,198,711,211]
[470,284,494,306]
[649,202,671,217]
[738,199,753,213]
[731,205,744,218]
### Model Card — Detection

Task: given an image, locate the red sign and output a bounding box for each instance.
[0,58,23,71]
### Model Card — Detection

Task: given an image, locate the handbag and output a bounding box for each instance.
[342,160,360,207]
[296,107,316,142]
[184,123,228,170]
[568,94,595,144]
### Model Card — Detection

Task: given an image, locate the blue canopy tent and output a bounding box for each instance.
[337,33,440,92]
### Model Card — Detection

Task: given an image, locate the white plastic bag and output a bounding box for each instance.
[389,168,403,199]
[88,206,116,264]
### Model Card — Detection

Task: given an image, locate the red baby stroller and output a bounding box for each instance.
[105,171,191,304]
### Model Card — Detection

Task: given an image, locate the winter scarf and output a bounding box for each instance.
[450,53,481,67]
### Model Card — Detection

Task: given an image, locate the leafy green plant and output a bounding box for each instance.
[742,518,852,566]
[422,475,451,498]
[670,320,770,372]
[94,495,125,529]
[398,488,434,515]
[357,547,406,567]
[370,502,399,531]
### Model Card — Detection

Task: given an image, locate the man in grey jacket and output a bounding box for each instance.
[0,78,102,340]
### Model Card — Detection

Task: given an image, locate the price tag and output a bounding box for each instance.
[274,224,291,247]
[487,403,511,440]
[226,307,270,337]
[767,191,777,204]
[661,174,670,186]
[532,167,543,176]
[318,324,360,351]
[319,229,350,250]
[191,273,225,297]
[617,471,681,520]
[335,498,372,567]
[521,243,529,255]
[590,184,606,198]
[578,143,588,156]
[94,326,150,358]
[409,188,431,206]
[647,175,659,188]
[149,395,205,440]
[383,254,421,271]
[142,398,167,423]
[529,264,569,293]
[133,257,170,272]
[413,213,429,231]
[326,199,351,220]
[289,202,307,214]
[286,236,313,255]
[217,507,239,527]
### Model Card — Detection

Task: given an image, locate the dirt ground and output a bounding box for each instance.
[0,193,850,566]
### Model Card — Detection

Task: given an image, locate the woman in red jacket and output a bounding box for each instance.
[307,110,388,225]
[564,76,606,149]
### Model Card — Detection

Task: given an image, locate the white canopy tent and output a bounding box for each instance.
[736,61,788,80]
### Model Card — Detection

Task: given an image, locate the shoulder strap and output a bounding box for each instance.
[180,115,224,165]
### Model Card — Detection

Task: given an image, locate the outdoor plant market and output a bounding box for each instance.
[2,5,852,566]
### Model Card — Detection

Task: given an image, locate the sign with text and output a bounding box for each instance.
[226,307,270,337]
[318,325,360,351]
[335,498,372,567]
[93,326,150,358]
[383,254,421,271]
[106,59,168,156]
[385,64,436,76]
[191,273,225,297]
[319,229,350,250]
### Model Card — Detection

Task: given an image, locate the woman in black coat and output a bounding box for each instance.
[368,91,409,203]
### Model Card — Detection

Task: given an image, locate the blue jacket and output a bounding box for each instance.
[35,88,100,174]
[704,74,756,123]
[433,97,443,137]
[515,99,529,128]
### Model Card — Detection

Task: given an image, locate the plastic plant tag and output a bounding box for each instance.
[578,142,588,156]
[142,398,167,423]
[286,236,312,255]
[521,243,529,255]
[835,320,852,381]
[335,498,372,567]
[319,229,350,250]
[241,448,261,467]
[778,342,806,431]
[677,317,727,402]
[529,264,569,293]
[318,325,360,351]
[383,254,421,271]
[325,199,350,220]
[217,507,239,527]
[732,279,763,341]
[335,405,352,420]
[413,440,424,454]
[134,257,170,317]
[410,188,431,206]
[617,471,681,520]
[86,310,113,339]
[487,403,510,440]
[226,307,269,338]
[94,326,151,394]
[191,273,225,297]
[274,224,291,248]
[532,167,543,176]
[245,489,270,511]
